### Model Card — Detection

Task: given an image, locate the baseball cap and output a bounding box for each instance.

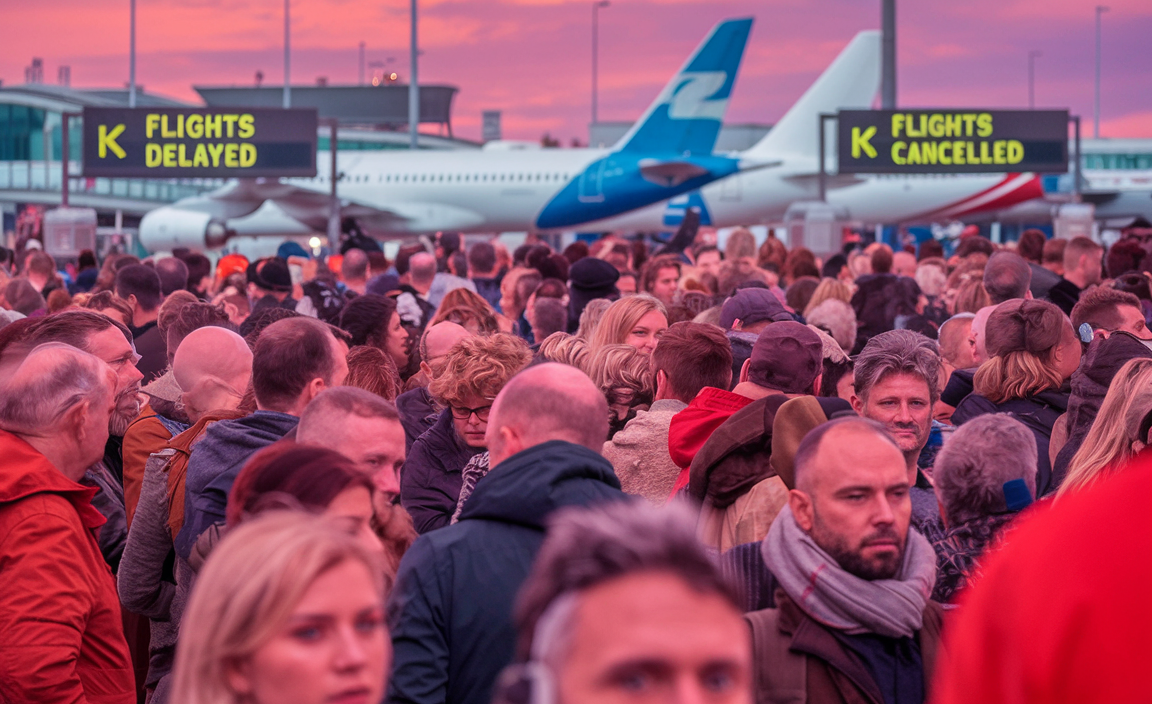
[719,288,792,329]
[748,321,823,394]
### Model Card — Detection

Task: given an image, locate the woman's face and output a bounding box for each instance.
[623,310,668,355]
[231,559,388,704]
[325,485,384,560]
[450,392,492,448]
[384,312,409,369]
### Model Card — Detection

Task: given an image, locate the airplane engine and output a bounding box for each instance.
[139,207,233,252]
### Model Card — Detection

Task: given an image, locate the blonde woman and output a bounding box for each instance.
[586,343,655,439]
[171,512,387,704]
[803,278,852,318]
[588,294,668,355]
[1058,358,1152,497]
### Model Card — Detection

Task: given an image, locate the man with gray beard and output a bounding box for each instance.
[6,310,145,571]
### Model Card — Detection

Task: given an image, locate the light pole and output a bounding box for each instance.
[409,0,419,149]
[129,0,136,107]
[283,0,291,108]
[592,0,610,127]
[880,0,896,109]
[1094,5,1108,138]
[359,41,366,85]
[1028,50,1041,108]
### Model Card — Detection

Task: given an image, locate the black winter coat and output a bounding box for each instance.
[952,389,1068,497]
[401,409,483,534]
[386,441,626,704]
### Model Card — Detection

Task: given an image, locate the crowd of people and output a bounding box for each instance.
[0,221,1150,704]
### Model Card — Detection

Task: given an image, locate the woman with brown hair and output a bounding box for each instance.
[952,299,1082,497]
[588,294,668,356]
[428,287,499,335]
[338,293,410,372]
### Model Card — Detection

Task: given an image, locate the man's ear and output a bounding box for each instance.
[732,318,744,331]
[304,377,328,405]
[740,358,751,384]
[419,361,433,380]
[850,392,864,415]
[810,372,823,396]
[63,399,91,442]
[127,294,139,311]
[789,489,815,532]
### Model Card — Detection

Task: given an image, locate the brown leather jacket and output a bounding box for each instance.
[746,590,946,704]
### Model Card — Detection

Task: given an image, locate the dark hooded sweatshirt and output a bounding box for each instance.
[175,410,298,559]
[386,441,626,704]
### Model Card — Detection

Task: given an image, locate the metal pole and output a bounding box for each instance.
[409,0,419,149]
[880,0,896,109]
[818,114,830,202]
[1094,5,1108,138]
[1028,50,1041,109]
[283,0,291,109]
[129,0,137,108]
[1072,115,1082,203]
[327,120,340,249]
[592,1,609,127]
[61,113,70,207]
[359,42,366,85]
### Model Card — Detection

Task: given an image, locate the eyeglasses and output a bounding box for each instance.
[450,404,493,422]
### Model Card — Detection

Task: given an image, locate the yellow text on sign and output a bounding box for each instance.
[890,140,1024,166]
[851,127,877,159]
[891,113,994,139]
[145,143,257,168]
[98,124,126,159]
[144,113,256,139]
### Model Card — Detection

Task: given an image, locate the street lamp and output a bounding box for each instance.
[409,0,419,149]
[592,1,610,127]
[283,0,291,108]
[1028,50,1041,108]
[129,0,137,107]
[1094,5,1108,138]
[359,41,366,85]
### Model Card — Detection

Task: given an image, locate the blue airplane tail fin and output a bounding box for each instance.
[613,17,752,156]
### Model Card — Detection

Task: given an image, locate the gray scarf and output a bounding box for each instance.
[762,505,936,638]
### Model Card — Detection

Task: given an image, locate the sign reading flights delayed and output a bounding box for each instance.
[836,110,1068,174]
[81,107,318,178]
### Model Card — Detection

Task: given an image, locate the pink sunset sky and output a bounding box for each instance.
[2,0,1150,144]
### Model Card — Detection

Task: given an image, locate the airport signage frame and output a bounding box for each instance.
[836,109,1069,174]
[82,107,318,178]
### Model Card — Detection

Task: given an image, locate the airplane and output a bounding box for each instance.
[139,17,763,251]
[583,30,1044,232]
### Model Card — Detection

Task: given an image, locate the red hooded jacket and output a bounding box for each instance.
[666,387,753,498]
[0,430,134,703]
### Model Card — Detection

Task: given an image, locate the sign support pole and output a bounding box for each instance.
[326,119,340,250]
[1071,115,1082,204]
[817,113,837,202]
[61,113,79,207]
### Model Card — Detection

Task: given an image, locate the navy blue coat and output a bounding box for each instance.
[386,441,626,704]
[401,409,484,534]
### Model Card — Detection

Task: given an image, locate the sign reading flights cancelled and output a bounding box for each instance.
[837,109,1068,174]
[82,107,318,178]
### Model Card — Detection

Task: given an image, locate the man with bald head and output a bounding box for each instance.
[387,363,626,704]
[120,326,253,698]
[941,305,996,412]
[0,344,135,703]
[396,321,473,450]
[892,250,918,278]
[748,417,944,704]
[341,247,371,295]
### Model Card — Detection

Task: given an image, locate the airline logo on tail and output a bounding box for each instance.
[614,18,752,156]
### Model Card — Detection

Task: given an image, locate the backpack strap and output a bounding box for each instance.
[745,609,807,704]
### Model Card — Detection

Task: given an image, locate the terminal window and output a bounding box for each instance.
[0,104,46,161]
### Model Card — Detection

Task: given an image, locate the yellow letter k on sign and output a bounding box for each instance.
[851,126,877,159]
[98,124,126,159]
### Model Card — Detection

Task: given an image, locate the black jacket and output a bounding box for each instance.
[401,409,484,534]
[952,388,1068,497]
[1053,332,1152,485]
[396,386,439,454]
[386,441,626,704]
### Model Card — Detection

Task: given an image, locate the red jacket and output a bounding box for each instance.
[0,431,134,703]
[666,387,753,498]
[931,450,1152,704]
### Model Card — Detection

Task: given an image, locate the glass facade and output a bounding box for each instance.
[0,104,46,161]
[1083,152,1152,170]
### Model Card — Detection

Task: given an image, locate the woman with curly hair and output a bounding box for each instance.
[401,333,532,533]
[586,343,655,439]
